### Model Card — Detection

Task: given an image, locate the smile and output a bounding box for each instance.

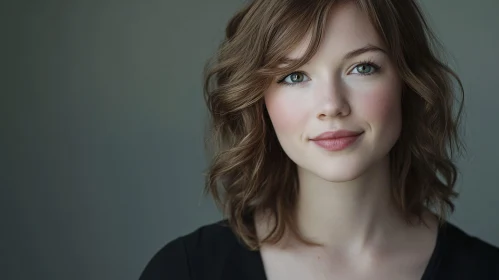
[310,131,364,151]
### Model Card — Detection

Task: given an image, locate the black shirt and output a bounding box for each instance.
[139,220,499,280]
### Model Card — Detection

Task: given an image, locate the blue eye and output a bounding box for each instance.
[350,62,381,75]
[277,72,310,86]
[276,61,381,86]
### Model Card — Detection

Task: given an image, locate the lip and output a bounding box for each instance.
[310,130,364,151]
[310,130,364,140]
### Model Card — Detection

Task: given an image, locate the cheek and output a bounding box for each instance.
[264,93,307,134]
[357,82,402,128]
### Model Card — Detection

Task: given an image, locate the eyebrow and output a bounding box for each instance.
[343,44,386,60]
[279,44,387,66]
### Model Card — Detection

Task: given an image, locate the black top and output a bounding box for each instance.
[139,220,499,280]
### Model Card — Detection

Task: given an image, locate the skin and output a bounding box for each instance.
[258,2,439,279]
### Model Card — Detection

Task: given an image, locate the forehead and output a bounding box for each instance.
[286,1,385,61]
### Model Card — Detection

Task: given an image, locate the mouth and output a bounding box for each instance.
[310,130,364,151]
[310,130,364,141]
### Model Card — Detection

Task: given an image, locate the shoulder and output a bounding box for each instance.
[437,222,499,278]
[139,220,239,280]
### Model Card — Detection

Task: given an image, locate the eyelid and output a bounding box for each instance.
[348,59,381,75]
[277,60,381,84]
[277,71,310,84]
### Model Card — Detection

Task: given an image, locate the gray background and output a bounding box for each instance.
[2,0,498,279]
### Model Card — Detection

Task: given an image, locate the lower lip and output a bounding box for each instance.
[311,133,363,151]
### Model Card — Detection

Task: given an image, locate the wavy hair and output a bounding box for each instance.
[203,0,465,250]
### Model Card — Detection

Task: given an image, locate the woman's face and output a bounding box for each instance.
[264,2,402,182]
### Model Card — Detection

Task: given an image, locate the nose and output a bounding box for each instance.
[316,80,351,120]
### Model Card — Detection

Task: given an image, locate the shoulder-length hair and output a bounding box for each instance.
[203,0,465,250]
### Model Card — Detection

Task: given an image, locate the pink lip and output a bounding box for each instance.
[310,130,364,151]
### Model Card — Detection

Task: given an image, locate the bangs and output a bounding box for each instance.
[255,0,337,78]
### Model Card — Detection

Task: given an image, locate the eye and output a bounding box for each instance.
[277,72,310,86]
[350,62,381,76]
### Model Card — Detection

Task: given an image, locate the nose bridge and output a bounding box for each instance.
[315,76,349,117]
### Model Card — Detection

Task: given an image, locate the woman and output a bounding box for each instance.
[140,0,499,279]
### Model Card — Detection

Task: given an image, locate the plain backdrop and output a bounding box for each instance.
[2,0,499,279]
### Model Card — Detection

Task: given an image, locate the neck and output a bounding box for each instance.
[294,156,405,252]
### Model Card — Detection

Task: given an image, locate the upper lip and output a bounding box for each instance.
[310,130,364,140]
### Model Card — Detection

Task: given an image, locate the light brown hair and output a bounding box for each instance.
[203,0,465,250]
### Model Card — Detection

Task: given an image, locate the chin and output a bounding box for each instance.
[312,165,367,182]
[297,153,383,183]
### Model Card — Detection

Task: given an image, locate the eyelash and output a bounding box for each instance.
[276,60,382,87]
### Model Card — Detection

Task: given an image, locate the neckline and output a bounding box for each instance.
[229,221,448,280]
[420,221,447,280]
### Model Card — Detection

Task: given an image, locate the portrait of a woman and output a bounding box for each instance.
[140,0,499,279]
